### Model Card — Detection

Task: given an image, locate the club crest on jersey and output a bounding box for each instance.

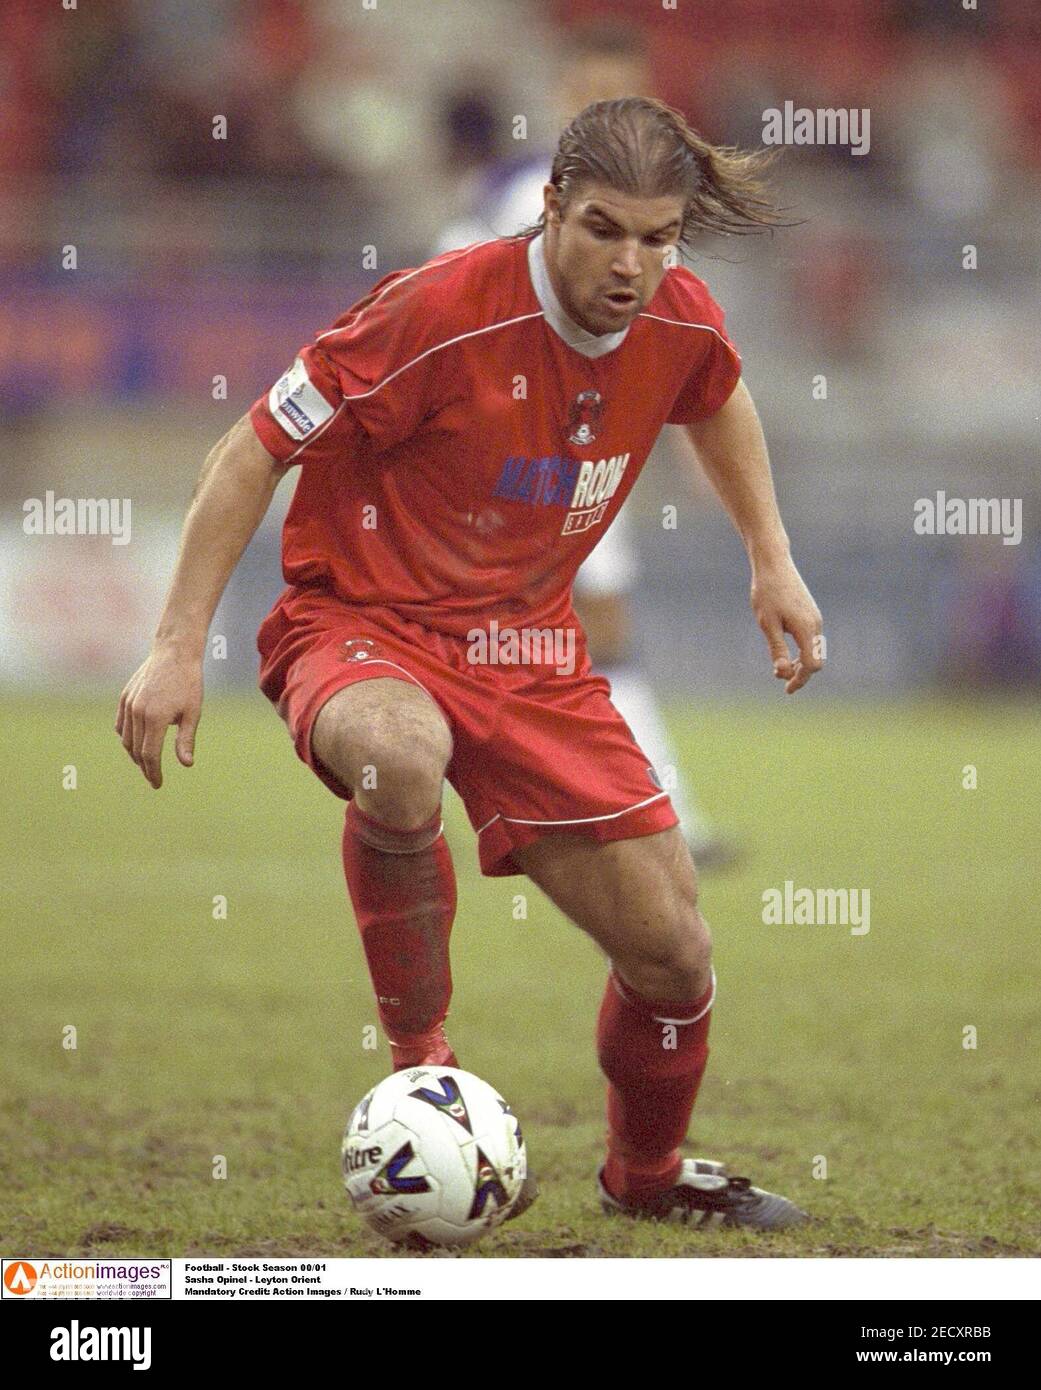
[566,389,603,446]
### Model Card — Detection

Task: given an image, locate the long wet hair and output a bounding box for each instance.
[516,96,788,250]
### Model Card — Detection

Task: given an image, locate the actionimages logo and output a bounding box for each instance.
[4,1260,37,1295]
[2,1256,171,1300]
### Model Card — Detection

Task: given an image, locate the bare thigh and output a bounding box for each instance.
[512,827,712,1004]
[311,677,453,830]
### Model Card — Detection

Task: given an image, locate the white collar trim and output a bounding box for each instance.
[527,233,630,359]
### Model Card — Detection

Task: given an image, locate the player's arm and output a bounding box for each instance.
[115,415,291,788]
[684,379,823,694]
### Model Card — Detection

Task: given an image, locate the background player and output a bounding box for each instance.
[437,18,739,868]
[116,98,823,1230]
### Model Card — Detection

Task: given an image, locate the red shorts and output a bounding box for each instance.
[257,586,678,877]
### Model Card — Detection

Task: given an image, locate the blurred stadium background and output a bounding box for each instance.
[3,0,1040,1260]
[3,0,1039,694]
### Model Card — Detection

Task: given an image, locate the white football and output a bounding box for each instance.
[341,1066,527,1247]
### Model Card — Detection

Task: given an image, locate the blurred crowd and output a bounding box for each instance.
[2,0,1038,692]
[2,0,1039,275]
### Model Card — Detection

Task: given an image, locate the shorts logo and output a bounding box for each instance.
[566,389,603,446]
[342,638,378,662]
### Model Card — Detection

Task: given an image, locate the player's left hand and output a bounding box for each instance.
[750,557,824,694]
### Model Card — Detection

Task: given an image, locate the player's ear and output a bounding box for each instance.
[544,184,562,227]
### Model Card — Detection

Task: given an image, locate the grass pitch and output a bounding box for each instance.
[2,693,1038,1258]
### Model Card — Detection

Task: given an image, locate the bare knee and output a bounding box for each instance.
[517,828,713,1003]
[615,844,713,1001]
[357,745,449,827]
[312,680,452,830]
[616,910,713,1004]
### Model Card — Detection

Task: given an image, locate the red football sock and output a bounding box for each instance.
[341,800,458,1072]
[597,967,715,1201]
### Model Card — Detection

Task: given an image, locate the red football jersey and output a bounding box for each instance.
[250,233,741,638]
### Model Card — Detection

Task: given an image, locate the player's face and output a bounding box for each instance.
[542,182,684,336]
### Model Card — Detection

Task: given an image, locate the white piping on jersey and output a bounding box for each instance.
[315,311,545,406]
[476,789,668,836]
[314,237,500,345]
[636,312,743,362]
[329,655,447,718]
[282,399,347,464]
[289,235,735,446]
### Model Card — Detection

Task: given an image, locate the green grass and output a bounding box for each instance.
[2,693,1039,1258]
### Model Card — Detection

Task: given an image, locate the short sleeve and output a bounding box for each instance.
[665,296,742,425]
[250,345,363,466]
[250,270,453,465]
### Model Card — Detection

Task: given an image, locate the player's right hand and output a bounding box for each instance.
[115,648,203,790]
